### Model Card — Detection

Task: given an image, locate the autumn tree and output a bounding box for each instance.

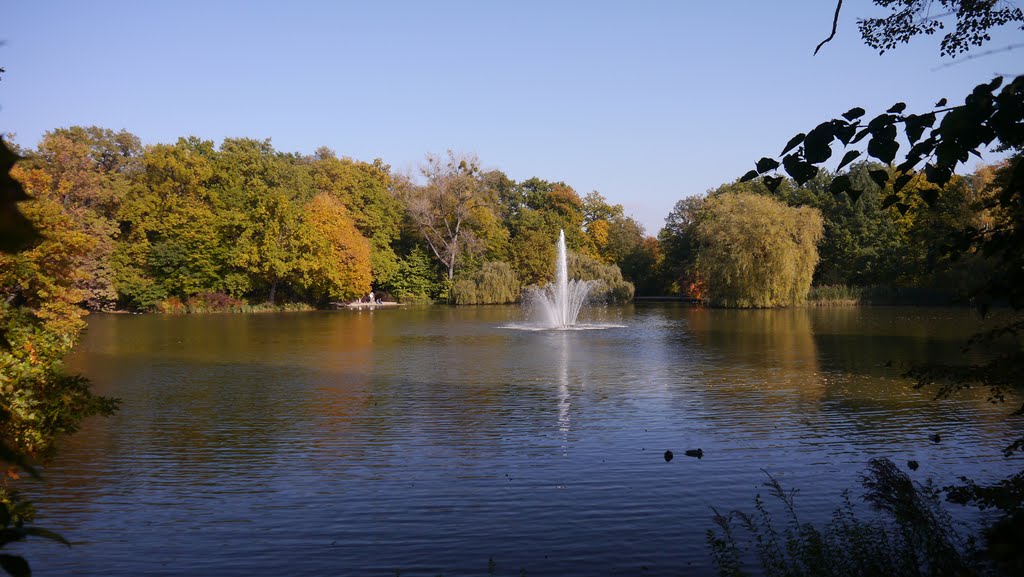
[694,192,823,308]
[309,148,403,289]
[293,193,372,302]
[18,127,142,310]
[1,167,117,457]
[405,151,489,283]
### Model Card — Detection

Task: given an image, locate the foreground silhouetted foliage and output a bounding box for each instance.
[1,137,117,576]
[709,459,984,577]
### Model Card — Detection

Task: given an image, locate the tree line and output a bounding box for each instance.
[3,125,1015,315]
[6,128,648,312]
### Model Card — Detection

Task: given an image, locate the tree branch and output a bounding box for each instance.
[815,0,843,55]
[930,43,1024,71]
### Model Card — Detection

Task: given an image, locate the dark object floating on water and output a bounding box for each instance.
[685,448,704,459]
[908,460,920,471]
[664,450,673,462]
[929,433,942,443]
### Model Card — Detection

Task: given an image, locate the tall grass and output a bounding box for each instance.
[708,458,985,577]
[808,285,862,306]
[154,293,314,314]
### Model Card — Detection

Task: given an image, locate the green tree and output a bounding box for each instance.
[694,192,823,308]
[113,138,224,308]
[390,245,443,302]
[658,195,705,295]
[215,138,310,304]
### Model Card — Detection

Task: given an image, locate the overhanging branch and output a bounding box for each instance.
[815,0,844,55]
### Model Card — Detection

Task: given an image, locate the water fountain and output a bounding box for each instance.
[537,230,593,328]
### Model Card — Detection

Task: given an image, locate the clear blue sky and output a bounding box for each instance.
[4,1,1021,233]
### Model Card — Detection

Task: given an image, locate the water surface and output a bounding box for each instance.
[22,305,1023,576]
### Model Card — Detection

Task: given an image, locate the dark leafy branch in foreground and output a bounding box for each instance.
[1,140,78,576]
[0,139,40,253]
[858,0,1024,57]
[709,459,977,577]
[739,74,1024,575]
[816,0,1024,58]
[741,75,1024,309]
[742,75,1022,207]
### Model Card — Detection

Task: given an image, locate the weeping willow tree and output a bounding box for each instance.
[695,192,823,308]
[568,251,635,303]
[450,261,520,304]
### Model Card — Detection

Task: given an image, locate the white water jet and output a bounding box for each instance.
[538,230,593,328]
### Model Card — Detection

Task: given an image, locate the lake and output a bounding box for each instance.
[21,304,1023,576]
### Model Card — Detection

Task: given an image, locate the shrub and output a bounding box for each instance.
[451,261,520,305]
[808,285,862,306]
[568,251,635,303]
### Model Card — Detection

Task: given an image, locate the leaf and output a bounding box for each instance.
[867,138,899,164]
[881,194,900,209]
[755,157,780,174]
[803,122,835,164]
[0,555,29,577]
[923,163,952,186]
[782,154,818,186]
[895,202,911,215]
[904,113,935,145]
[829,174,852,195]
[894,173,914,193]
[988,76,1004,91]
[887,102,907,114]
[837,150,861,172]
[851,127,872,144]
[846,188,863,204]
[896,157,919,173]
[781,133,805,156]
[740,169,759,182]
[841,107,865,121]
[762,175,783,192]
[869,169,889,188]
[934,98,947,107]
[834,122,857,145]
[867,113,896,132]
[23,527,70,546]
[920,188,939,207]
[0,443,38,479]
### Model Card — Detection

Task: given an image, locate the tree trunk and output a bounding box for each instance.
[268,277,278,305]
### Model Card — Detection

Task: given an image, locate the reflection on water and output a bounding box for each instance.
[22,305,1023,576]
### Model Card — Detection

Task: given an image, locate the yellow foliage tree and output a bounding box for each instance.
[695,192,823,308]
[295,194,372,302]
